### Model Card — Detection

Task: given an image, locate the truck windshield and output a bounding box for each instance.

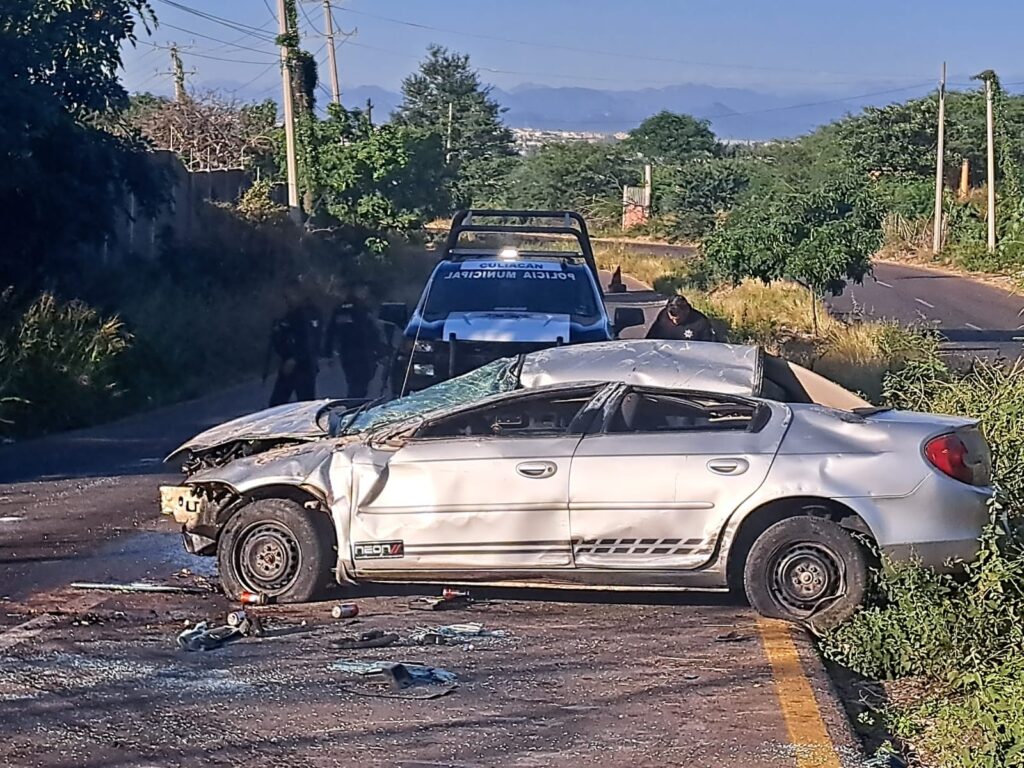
[421,262,600,322]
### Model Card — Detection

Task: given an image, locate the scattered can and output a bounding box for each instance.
[226,610,248,628]
[239,591,269,606]
[331,603,359,619]
[442,589,469,601]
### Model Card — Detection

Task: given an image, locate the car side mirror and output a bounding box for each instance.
[379,302,409,328]
[613,307,646,336]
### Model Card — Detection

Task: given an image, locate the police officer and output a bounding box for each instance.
[323,284,382,399]
[646,294,720,342]
[264,284,322,407]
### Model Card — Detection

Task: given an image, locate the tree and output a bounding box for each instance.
[626,111,719,164]
[703,175,883,300]
[394,45,515,206]
[0,0,164,290]
[653,159,751,238]
[130,92,278,172]
[504,141,637,219]
[304,105,452,252]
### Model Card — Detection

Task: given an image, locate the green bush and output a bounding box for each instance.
[822,511,1024,768]
[826,358,1024,768]
[874,176,935,219]
[884,358,1024,508]
[0,290,130,437]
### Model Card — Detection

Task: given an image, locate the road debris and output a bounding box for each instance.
[177,612,264,652]
[239,591,271,606]
[71,581,208,595]
[330,603,359,619]
[334,629,400,650]
[715,630,752,643]
[409,589,474,612]
[331,659,458,699]
[411,622,507,647]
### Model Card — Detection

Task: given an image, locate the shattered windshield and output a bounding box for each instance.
[327,358,520,437]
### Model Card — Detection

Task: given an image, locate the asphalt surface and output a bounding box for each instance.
[828,260,1024,358]
[598,239,1023,357]
[0,292,860,768]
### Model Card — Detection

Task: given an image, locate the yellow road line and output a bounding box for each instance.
[757,617,843,768]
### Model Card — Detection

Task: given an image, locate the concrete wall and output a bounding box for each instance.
[102,151,253,263]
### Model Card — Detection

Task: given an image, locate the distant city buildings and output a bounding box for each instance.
[510,128,766,155]
[512,127,627,155]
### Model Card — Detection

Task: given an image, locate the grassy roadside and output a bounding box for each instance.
[1,197,438,439]
[597,240,1024,767]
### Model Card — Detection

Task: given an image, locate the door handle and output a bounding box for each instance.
[516,461,557,479]
[707,458,750,476]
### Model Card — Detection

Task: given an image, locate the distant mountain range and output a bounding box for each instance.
[339,82,937,141]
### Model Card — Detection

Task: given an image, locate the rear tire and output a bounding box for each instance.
[743,516,868,632]
[218,498,336,603]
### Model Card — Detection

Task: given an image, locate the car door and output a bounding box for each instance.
[569,387,790,570]
[349,385,608,574]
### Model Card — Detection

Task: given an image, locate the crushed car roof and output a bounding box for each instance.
[519,340,763,397]
[168,341,767,461]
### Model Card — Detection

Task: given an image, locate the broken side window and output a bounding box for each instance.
[607,390,759,434]
[414,385,605,439]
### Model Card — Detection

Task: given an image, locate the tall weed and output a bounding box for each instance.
[0,291,130,436]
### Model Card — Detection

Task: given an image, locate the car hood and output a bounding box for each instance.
[442,311,573,343]
[166,399,336,460]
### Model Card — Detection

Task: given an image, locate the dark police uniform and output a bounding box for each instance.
[645,305,718,342]
[267,304,322,407]
[324,299,380,399]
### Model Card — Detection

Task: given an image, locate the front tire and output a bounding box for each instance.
[743,516,868,632]
[218,498,336,603]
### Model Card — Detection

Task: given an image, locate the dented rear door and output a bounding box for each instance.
[568,392,790,570]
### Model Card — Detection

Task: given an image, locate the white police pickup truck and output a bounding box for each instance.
[388,210,645,394]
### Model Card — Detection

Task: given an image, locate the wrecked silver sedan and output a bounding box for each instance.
[160,341,992,627]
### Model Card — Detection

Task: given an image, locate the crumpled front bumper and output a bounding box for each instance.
[159,485,217,555]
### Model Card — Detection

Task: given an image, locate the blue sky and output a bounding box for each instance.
[122,0,1024,99]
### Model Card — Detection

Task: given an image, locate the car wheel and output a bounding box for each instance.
[743,516,868,632]
[218,498,336,603]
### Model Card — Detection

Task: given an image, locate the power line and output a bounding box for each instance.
[138,40,277,66]
[153,0,278,40]
[299,1,324,36]
[230,60,282,94]
[157,22,277,53]
[336,6,933,83]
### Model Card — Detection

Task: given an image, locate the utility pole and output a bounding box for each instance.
[365,98,373,125]
[322,0,341,106]
[445,101,454,163]
[985,76,997,253]
[932,62,946,255]
[170,44,187,103]
[276,0,302,224]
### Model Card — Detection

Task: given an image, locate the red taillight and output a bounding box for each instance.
[924,433,975,485]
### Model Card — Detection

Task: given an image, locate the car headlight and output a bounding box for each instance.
[413,340,434,354]
[413,363,436,377]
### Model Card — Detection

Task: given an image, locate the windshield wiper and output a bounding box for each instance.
[336,396,387,436]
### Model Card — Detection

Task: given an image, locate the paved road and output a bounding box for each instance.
[602,240,1024,357]
[0,289,860,768]
[827,261,1024,357]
